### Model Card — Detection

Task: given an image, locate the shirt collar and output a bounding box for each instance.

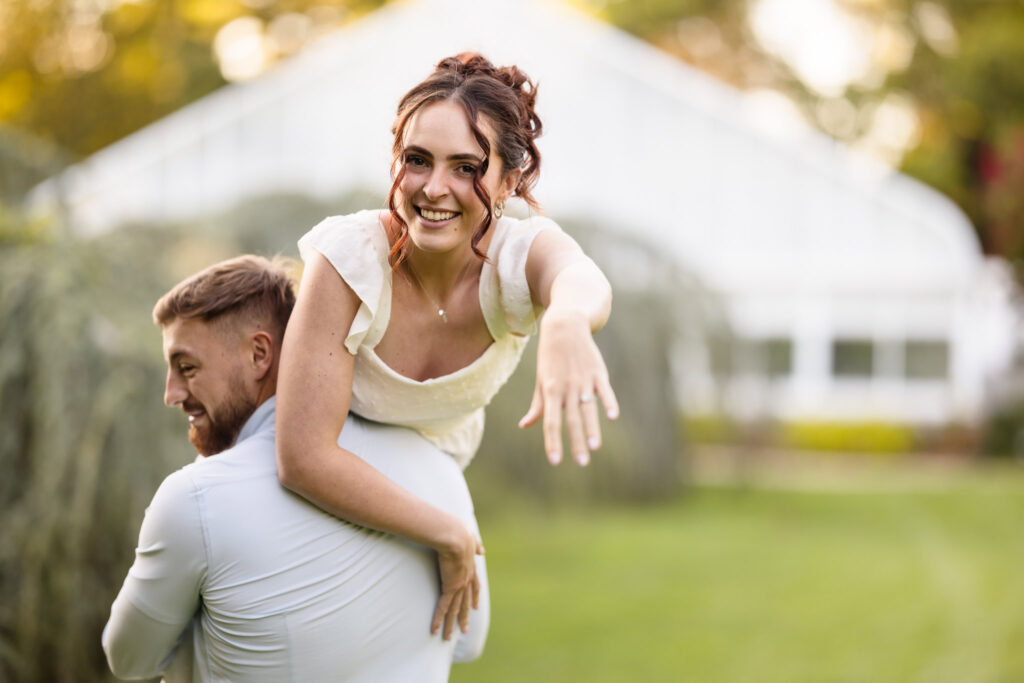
[235,396,276,444]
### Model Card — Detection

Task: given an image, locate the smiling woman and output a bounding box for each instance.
[274,52,618,679]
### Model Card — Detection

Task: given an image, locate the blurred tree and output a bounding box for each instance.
[0,215,188,682]
[0,0,386,160]
[588,0,1024,279]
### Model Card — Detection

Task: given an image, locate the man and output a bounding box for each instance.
[103,255,486,682]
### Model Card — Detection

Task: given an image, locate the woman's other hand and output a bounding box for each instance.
[431,524,485,640]
[518,306,619,466]
[520,229,619,466]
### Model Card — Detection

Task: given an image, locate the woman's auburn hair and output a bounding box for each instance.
[385,52,543,268]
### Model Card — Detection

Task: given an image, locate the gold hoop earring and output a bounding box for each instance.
[494,202,504,219]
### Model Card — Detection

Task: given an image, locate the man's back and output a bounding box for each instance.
[104,399,482,682]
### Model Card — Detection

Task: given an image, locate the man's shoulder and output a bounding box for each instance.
[172,430,278,494]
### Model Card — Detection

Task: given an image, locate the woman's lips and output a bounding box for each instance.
[416,206,459,226]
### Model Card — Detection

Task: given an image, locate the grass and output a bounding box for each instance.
[452,473,1024,682]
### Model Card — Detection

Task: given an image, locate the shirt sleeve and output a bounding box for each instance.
[494,215,564,336]
[102,469,207,680]
[297,210,390,354]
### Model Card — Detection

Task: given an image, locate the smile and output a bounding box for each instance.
[417,207,459,222]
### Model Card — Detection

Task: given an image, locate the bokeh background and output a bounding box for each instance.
[3,0,1024,681]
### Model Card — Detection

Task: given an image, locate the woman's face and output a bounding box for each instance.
[396,100,519,256]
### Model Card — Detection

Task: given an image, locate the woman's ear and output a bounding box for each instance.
[499,168,523,203]
[250,331,275,381]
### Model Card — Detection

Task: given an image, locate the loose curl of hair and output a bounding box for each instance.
[386,52,543,268]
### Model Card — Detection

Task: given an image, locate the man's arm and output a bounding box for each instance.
[103,469,206,680]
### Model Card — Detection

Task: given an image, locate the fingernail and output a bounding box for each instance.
[576,452,590,466]
[549,451,562,465]
[607,408,619,420]
[588,437,600,450]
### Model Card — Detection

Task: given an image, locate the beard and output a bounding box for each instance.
[186,381,258,456]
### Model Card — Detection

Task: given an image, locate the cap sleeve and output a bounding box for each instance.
[481,215,564,339]
[297,210,391,355]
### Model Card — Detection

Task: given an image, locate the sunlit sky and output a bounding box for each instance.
[750,0,876,96]
[746,0,931,164]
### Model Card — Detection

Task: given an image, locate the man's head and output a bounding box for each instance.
[153,255,296,456]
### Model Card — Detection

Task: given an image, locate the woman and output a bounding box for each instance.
[276,52,617,672]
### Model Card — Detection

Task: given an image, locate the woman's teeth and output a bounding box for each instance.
[420,209,457,222]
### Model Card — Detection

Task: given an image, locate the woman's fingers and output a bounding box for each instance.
[458,586,472,634]
[518,384,543,429]
[542,387,563,465]
[432,591,453,636]
[443,587,463,640]
[564,393,590,466]
[580,390,602,453]
[596,372,619,421]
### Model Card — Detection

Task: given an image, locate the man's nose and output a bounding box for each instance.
[164,370,187,407]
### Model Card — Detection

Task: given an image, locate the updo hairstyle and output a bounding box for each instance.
[386,52,543,267]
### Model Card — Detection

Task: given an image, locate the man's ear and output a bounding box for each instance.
[249,331,275,381]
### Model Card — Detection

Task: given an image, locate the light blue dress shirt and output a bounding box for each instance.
[103,397,487,682]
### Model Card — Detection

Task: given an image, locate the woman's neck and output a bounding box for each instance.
[403,244,480,301]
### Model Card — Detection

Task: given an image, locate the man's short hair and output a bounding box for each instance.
[153,255,297,340]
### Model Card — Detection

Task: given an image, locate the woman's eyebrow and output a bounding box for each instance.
[404,145,433,158]
[405,145,483,163]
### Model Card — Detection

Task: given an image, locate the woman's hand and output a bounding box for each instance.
[518,307,619,466]
[431,523,484,640]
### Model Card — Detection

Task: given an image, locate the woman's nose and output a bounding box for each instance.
[423,168,448,201]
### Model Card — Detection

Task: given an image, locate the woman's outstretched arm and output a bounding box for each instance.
[275,252,481,640]
[520,229,619,466]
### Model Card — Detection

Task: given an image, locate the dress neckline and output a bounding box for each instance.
[367,211,507,384]
[363,340,506,386]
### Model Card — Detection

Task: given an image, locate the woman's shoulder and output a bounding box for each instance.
[299,209,385,246]
[297,210,389,266]
[481,214,564,338]
[489,213,562,261]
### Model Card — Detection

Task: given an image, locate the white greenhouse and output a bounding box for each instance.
[30,0,1020,426]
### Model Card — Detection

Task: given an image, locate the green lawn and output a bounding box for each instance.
[452,479,1024,682]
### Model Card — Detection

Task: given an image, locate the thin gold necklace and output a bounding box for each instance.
[403,261,449,323]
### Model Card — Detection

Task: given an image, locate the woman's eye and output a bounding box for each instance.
[456,164,477,176]
[179,365,196,377]
[405,154,428,168]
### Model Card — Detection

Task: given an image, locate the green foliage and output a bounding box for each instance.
[681,414,736,444]
[981,399,1024,459]
[0,220,189,682]
[0,0,387,158]
[893,3,1024,273]
[779,420,918,455]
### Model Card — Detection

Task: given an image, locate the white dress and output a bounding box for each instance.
[296,210,560,673]
[298,209,561,469]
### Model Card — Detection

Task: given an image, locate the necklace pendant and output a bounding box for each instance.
[438,309,448,323]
